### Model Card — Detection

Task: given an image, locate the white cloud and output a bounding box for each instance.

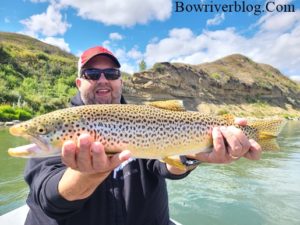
[20,4,71,37]
[290,75,300,82]
[109,32,123,41]
[114,48,127,61]
[58,0,172,26]
[206,13,225,26]
[40,37,71,52]
[144,10,300,77]
[120,62,135,74]
[102,40,111,48]
[127,46,143,60]
[257,10,300,33]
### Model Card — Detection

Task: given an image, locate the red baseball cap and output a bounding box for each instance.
[78,46,121,74]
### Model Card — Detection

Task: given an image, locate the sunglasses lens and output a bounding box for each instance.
[82,69,100,80]
[103,69,121,80]
[81,69,120,80]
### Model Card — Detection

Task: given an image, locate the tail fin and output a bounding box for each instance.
[248,117,287,139]
[258,139,281,151]
[248,117,287,151]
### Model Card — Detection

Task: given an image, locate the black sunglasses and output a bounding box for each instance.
[80,68,121,80]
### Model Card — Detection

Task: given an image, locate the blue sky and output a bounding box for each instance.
[0,0,299,81]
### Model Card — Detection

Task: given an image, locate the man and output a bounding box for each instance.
[24,46,261,225]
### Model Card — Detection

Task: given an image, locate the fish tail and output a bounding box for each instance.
[248,117,287,138]
[257,139,280,151]
[249,117,287,151]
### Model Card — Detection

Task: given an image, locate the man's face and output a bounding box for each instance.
[76,55,122,104]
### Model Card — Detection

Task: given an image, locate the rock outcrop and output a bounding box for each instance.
[123,54,300,113]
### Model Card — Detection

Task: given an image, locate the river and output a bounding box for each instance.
[0,121,299,225]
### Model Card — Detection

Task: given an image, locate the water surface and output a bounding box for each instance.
[0,128,29,215]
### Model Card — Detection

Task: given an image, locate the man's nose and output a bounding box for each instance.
[96,73,108,83]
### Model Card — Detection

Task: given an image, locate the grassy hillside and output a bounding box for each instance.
[0,32,78,120]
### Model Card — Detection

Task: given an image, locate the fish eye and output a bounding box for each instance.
[37,125,47,134]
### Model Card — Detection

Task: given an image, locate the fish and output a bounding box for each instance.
[8,100,287,169]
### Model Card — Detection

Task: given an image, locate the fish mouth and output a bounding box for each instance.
[8,143,40,158]
[8,133,55,158]
[9,125,50,152]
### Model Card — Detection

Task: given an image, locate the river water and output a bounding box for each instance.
[0,122,299,225]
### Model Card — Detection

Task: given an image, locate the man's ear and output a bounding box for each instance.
[75,78,81,88]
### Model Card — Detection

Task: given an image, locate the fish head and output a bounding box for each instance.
[9,109,79,157]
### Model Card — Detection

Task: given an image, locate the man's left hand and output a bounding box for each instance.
[189,118,262,164]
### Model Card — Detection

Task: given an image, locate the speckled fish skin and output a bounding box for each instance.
[8,104,284,158]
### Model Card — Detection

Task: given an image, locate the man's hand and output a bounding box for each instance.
[189,118,262,164]
[62,133,131,174]
[58,133,131,201]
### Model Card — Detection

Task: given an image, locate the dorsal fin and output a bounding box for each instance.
[145,100,186,111]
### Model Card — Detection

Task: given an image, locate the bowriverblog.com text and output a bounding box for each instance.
[174,1,295,16]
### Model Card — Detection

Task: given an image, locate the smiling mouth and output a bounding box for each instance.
[95,89,110,95]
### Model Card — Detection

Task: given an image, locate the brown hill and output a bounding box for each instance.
[123,54,300,117]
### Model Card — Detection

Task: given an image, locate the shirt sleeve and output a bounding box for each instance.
[24,157,90,220]
[145,159,191,180]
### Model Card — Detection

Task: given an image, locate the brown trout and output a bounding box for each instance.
[8,101,286,167]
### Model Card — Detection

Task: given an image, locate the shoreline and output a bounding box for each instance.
[0,120,20,127]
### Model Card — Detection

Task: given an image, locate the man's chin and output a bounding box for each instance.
[95,96,112,104]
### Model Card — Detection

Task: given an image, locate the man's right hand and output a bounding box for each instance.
[58,133,131,201]
[62,133,131,174]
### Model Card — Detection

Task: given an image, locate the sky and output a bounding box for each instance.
[0,0,300,81]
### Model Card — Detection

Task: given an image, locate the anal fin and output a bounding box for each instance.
[162,156,187,171]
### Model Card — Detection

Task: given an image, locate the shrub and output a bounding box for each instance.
[15,108,33,120]
[0,105,33,121]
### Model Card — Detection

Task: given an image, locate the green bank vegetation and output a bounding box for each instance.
[0,105,32,121]
[0,32,78,120]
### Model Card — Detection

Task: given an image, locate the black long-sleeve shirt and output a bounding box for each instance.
[24,93,190,225]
